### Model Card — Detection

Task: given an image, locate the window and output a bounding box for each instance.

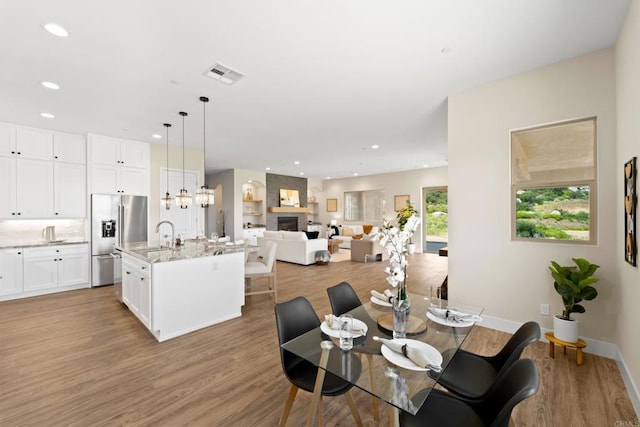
[511,118,597,243]
[344,190,385,222]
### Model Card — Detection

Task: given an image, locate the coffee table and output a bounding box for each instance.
[328,239,342,254]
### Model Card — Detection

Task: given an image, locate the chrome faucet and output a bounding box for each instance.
[155,221,175,247]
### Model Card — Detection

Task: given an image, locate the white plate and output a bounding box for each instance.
[370,296,392,307]
[426,311,476,328]
[320,318,368,338]
[380,339,443,371]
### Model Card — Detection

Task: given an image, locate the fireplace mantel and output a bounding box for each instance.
[268,207,311,213]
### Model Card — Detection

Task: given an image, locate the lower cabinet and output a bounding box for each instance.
[23,244,89,292]
[0,248,23,296]
[122,255,151,328]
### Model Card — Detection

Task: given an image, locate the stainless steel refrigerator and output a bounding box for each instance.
[91,194,147,290]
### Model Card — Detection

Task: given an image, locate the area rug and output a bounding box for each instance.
[329,249,351,262]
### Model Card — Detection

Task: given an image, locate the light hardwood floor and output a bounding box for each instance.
[0,253,637,426]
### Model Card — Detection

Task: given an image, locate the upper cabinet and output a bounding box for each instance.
[54,132,86,164]
[90,134,148,169]
[0,123,54,160]
[89,134,149,195]
[0,122,86,219]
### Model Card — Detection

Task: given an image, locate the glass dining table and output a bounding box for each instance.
[281,293,483,426]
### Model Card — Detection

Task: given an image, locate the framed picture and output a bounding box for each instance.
[624,157,637,266]
[394,195,410,212]
[326,198,337,212]
[279,189,300,207]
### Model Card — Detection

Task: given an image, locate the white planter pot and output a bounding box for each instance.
[553,315,579,343]
[407,243,416,254]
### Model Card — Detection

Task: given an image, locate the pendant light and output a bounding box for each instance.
[175,111,192,208]
[160,123,173,210]
[195,96,215,207]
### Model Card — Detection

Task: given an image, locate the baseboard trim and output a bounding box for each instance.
[480,314,640,418]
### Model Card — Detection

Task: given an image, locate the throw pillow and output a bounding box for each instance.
[363,224,373,235]
[353,233,363,240]
[342,227,353,237]
[304,231,319,239]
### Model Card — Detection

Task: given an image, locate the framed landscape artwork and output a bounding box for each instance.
[625,157,637,266]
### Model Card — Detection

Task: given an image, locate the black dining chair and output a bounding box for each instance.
[327,281,362,316]
[326,281,381,420]
[400,358,540,427]
[430,321,541,400]
[274,296,363,426]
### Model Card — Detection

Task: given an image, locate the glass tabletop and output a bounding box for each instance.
[281,293,483,415]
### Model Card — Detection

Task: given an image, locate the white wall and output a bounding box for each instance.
[448,49,617,341]
[321,167,448,246]
[615,0,640,409]
[149,143,204,240]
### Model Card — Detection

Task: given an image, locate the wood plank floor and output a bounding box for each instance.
[0,252,637,426]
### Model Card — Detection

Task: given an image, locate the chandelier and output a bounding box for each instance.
[160,123,173,210]
[175,111,192,208]
[195,96,215,207]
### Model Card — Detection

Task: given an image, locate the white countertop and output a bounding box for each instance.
[0,239,88,249]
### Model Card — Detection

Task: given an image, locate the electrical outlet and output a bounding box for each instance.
[540,303,550,316]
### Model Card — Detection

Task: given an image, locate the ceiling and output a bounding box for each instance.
[0,1,629,179]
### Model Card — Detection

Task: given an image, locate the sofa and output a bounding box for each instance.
[332,225,380,249]
[258,231,328,266]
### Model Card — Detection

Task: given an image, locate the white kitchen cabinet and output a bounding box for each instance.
[91,164,146,195]
[0,248,23,296]
[0,156,17,218]
[90,134,148,169]
[23,244,89,291]
[89,134,149,195]
[121,254,151,328]
[15,127,54,160]
[54,132,86,164]
[54,162,86,217]
[16,158,54,218]
[0,122,17,157]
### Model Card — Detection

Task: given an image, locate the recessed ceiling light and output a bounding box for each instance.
[353,172,359,176]
[294,161,300,165]
[422,163,429,168]
[152,134,162,139]
[43,23,69,37]
[248,180,252,183]
[326,177,331,180]
[40,112,55,119]
[371,145,380,149]
[266,167,271,171]
[299,172,304,176]
[41,81,60,90]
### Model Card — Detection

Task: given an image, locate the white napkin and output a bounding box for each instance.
[377,337,441,371]
[324,314,344,330]
[371,289,394,303]
[429,307,482,323]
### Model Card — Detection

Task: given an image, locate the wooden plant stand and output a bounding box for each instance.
[545,332,587,366]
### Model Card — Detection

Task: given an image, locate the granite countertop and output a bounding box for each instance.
[0,239,89,249]
[116,240,247,263]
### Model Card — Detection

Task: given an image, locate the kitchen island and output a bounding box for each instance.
[116,241,245,342]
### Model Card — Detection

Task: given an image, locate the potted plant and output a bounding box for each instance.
[548,257,600,343]
[397,200,419,254]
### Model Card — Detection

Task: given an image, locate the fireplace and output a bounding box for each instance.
[278,217,298,231]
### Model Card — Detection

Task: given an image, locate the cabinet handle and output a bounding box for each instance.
[55,212,59,215]
[17,252,21,255]
[140,278,144,281]
[11,151,15,154]
[141,266,146,270]
[54,156,58,159]
[12,213,15,215]
[17,152,21,155]
[126,271,131,274]
[54,258,57,261]
[17,212,21,215]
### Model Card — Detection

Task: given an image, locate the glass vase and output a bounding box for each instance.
[393,284,410,339]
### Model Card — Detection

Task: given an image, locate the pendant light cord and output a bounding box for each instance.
[163,123,171,194]
[179,111,188,190]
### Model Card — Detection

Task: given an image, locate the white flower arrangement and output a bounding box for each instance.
[379,214,421,289]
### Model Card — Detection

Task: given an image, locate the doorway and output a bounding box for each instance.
[422,187,448,253]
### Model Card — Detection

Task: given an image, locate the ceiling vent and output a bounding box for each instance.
[205,62,244,85]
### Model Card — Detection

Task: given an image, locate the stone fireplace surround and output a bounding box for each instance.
[265,173,307,231]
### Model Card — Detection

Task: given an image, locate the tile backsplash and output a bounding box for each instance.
[0,219,86,245]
